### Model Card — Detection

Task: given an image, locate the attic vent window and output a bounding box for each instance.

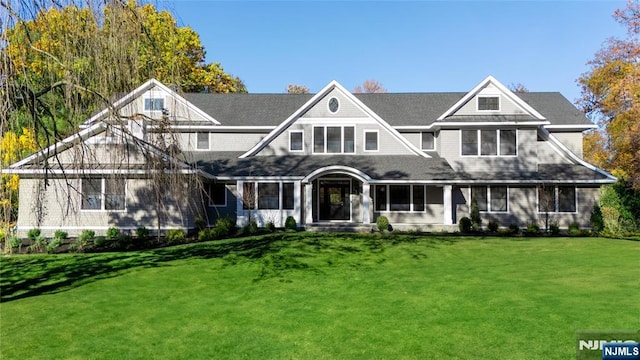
[328,97,339,113]
[145,98,164,111]
[478,96,499,111]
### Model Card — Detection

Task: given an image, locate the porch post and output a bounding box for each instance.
[305,183,313,224]
[362,182,371,224]
[237,180,245,226]
[443,185,453,225]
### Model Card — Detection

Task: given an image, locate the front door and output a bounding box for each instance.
[319,180,351,221]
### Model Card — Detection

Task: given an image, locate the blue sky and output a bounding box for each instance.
[161,1,627,102]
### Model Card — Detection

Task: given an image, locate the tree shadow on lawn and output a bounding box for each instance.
[0,232,458,303]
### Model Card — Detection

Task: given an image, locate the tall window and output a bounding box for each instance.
[389,185,410,211]
[196,132,209,150]
[471,186,508,212]
[258,183,279,209]
[375,185,387,211]
[282,183,295,210]
[313,126,355,154]
[82,178,125,210]
[290,131,303,151]
[461,129,517,156]
[242,182,256,210]
[413,185,425,212]
[208,183,226,207]
[478,96,499,111]
[421,132,435,150]
[144,98,164,111]
[364,131,378,151]
[538,186,576,213]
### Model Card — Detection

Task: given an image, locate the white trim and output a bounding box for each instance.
[16,225,190,231]
[544,124,598,130]
[363,130,379,152]
[394,121,550,131]
[296,117,374,124]
[289,130,305,152]
[328,97,340,113]
[6,169,200,176]
[437,75,546,121]
[301,166,372,184]
[163,125,275,131]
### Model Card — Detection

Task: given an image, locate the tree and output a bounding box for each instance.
[353,79,387,93]
[508,82,529,93]
[578,0,640,189]
[286,84,309,94]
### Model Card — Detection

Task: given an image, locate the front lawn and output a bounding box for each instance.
[1,234,638,359]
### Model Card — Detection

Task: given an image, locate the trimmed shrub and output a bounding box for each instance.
[284,216,297,231]
[116,234,134,249]
[195,216,207,230]
[508,223,520,235]
[568,222,581,236]
[166,229,186,244]
[459,217,472,233]
[93,236,106,247]
[30,236,47,252]
[136,226,150,239]
[487,220,499,233]
[525,222,540,236]
[549,223,561,235]
[9,235,21,249]
[215,217,237,237]
[78,230,95,251]
[243,221,258,235]
[376,216,390,232]
[590,204,604,234]
[265,221,276,233]
[54,230,68,240]
[198,229,214,242]
[27,228,41,240]
[106,227,120,240]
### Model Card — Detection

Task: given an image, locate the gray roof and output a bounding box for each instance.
[186,152,458,180]
[185,152,609,182]
[183,92,592,127]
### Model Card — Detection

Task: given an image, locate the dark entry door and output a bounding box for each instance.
[319,180,351,221]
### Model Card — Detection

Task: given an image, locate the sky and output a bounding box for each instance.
[159,0,628,103]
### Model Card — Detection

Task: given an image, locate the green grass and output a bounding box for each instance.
[1,233,639,359]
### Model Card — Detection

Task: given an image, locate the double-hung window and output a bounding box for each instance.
[144,98,164,111]
[538,186,576,213]
[461,129,517,156]
[478,96,500,111]
[364,130,379,151]
[313,126,355,154]
[471,186,508,212]
[290,131,304,151]
[196,132,210,150]
[208,183,227,207]
[82,178,125,211]
[421,132,435,150]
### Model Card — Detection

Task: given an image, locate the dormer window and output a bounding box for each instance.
[144,98,164,111]
[478,96,499,111]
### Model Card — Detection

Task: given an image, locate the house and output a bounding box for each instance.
[6,76,616,236]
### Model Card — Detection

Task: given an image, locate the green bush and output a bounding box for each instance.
[459,217,472,233]
[116,234,134,249]
[265,221,276,233]
[136,226,150,239]
[78,230,95,250]
[27,228,41,240]
[215,217,237,237]
[525,222,540,236]
[549,223,561,235]
[376,216,390,232]
[30,236,47,252]
[93,236,106,247]
[198,229,213,242]
[106,227,120,240]
[470,197,482,231]
[590,204,604,234]
[195,216,207,230]
[243,221,258,235]
[46,238,62,253]
[54,230,68,240]
[508,223,520,235]
[9,235,21,249]
[166,229,186,244]
[568,222,581,236]
[487,221,499,232]
[284,216,297,231]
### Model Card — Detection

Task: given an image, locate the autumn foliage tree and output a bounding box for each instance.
[353,79,387,94]
[578,0,640,189]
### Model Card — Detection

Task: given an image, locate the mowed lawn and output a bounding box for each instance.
[1,234,638,359]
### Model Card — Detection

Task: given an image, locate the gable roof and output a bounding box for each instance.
[238,80,430,158]
[81,78,220,128]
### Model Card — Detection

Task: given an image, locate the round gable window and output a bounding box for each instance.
[328,97,339,113]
